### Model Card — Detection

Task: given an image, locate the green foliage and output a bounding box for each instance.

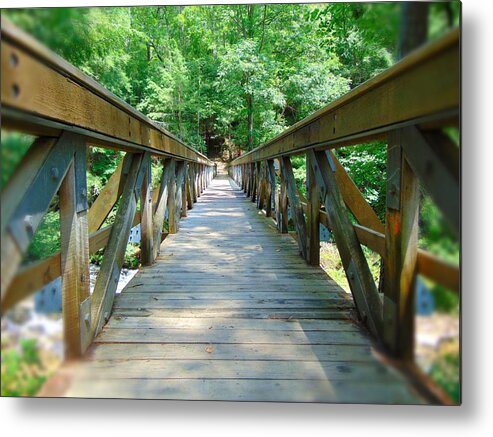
[0,131,34,189]
[336,142,387,221]
[1,339,47,397]
[90,243,140,269]
[25,211,61,263]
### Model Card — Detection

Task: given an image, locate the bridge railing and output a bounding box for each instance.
[229,28,459,390]
[0,18,214,359]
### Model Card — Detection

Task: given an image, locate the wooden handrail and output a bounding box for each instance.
[0,17,212,165]
[230,28,459,165]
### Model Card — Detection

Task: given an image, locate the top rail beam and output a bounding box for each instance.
[231,28,459,165]
[0,17,212,165]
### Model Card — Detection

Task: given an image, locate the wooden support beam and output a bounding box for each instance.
[399,125,459,235]
[152,159,175,259]
[171,161,186,232]
[181,164,189,217]
[1,131,78,302]
[383,130,420,360]
[91,152,150,337]
[278,159,289,233]
[257,162,266,211]
[139,157,153,266]
[59,142,91,358]
[306,153,321,266]
[87,158,128,234]
[280,156,308,260]
[330,150,384,233]
[167,163,178,234]
[266,160,276,218]
[308,150,383,338]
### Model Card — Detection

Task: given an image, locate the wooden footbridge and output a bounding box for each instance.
[1,19,460,404]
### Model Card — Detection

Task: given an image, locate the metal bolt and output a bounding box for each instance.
[104,312,109,322]
[10,52,18,67]
[81,188,87,198]
[49,167,59,181]
[84,313,90,324]
[11,83,20,97]
[24,214,33,232]
[349,272,355,280]
[390,184,397,196]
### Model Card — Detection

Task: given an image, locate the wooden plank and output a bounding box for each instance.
[278,159,289,233]
[281,156,308,260]
[105,316,358,331]
[172,161,186,232]
[87,158,127,233]
[73,359,401,382]
[59,142,90,358]
[266,159,276,218]
[1,131,77,301]
[0,19,212,165]
[383,130,420,360]
[308,150,383,338]
[59,378,422,403]
[181,163,188,218]
[306,153,321,265]
[88,342,374,362]
[91,152,150,336]
[152,159,175,260]
[112,307,352,320]
[231,29,459,165]
[139,157,153,266]
[96,328,367,345]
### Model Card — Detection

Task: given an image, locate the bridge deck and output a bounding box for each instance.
[41,173,424,403]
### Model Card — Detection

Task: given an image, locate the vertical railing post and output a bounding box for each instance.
[267,159,277,219]
[181,163,188,218]
[140,156,153,266]
[59,142,91,358]
[383,129,420,360]
[167,161,178,234]
[278,159,289,233]
[306,153,321,266]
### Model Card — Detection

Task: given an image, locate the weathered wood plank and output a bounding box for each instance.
[281,156,308,260]
[88,342,374,362]
[306,153,321,265]
[87,158,127,234]
[59,142,91,358]
[96,328,368,345]
[152,159,175,260]
[139,157,153,266]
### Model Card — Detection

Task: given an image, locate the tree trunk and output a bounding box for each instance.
[246,93,253,151]
[398,2,429,59]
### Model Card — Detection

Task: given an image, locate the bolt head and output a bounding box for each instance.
[49,167,59,180]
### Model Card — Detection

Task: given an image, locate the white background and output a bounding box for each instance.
[1,0,491,435]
